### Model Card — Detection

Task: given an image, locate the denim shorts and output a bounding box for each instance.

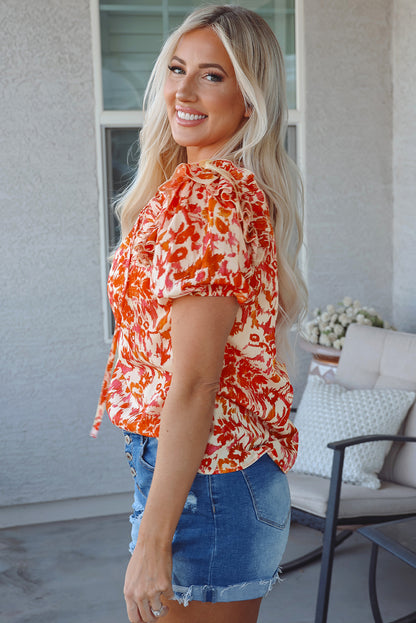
[123,432,291,605]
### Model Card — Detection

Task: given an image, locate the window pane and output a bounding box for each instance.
[100,0,296,110]
[104,127,141,250]
[285,124,297,162]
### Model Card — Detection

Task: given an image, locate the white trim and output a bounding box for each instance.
[101,110,145,127]
[91,0,113,342]
[0,493,132,529]
[288,109,302,124]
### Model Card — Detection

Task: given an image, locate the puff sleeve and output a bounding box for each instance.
[150,172,257,305]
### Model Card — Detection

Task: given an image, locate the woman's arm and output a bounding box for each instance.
[124,294,239,623]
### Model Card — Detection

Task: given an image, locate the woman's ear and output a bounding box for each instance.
[244,103,252,118]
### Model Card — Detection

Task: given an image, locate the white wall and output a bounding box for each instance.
[1,0,415,526]
[392,0,416,333]
[303,0,393,318]
[0,0,132,527]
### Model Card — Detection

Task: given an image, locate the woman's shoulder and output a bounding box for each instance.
[160,159,266,204]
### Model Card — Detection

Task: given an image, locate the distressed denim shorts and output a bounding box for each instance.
[123,432,291,605]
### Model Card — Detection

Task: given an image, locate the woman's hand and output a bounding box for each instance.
[124,535,174,623]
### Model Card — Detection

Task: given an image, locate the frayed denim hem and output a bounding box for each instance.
[172,568,281,606]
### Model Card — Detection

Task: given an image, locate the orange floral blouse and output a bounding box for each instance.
[92,159,298,474]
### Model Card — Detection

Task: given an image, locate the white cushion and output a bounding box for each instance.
[288,471,416,519]
[292,375,415,489]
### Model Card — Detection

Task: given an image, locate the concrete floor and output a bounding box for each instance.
[0,515,415,623]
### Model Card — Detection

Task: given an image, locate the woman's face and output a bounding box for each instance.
[164,28,249,163]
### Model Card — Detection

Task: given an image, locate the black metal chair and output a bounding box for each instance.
[284,325,416,623]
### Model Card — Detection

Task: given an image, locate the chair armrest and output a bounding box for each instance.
[322,435,416,561]
[327,434,416,451]
[326,435,416,506]
[316,435,416,623]
[322,434,416,537]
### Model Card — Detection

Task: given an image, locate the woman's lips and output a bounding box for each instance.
[175,108,208,125]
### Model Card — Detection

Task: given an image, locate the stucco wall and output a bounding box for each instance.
[392,1,416,333]
[303,0,394,321]
[0,0,131,524]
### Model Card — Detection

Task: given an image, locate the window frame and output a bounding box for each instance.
[91,0,305,340]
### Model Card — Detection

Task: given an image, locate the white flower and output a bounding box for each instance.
[339,313,349,326]
[303,299,390,351]
[319,334,331,347]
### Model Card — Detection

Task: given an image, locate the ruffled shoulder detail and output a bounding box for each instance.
[147,160,276,305]
[158,160,273,262]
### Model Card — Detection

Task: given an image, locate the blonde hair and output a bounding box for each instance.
[116,4,307,362]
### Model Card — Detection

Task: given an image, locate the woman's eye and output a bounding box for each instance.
[206,72,223,83]
[168,65,185,75]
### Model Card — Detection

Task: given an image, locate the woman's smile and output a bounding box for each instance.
[175,106,208,124]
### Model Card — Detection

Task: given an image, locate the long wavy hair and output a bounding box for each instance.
[115,4,307,362]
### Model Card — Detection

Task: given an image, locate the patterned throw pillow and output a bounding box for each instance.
[292,375,415,489]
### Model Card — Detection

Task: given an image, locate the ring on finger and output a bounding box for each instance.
[150,606,165,618]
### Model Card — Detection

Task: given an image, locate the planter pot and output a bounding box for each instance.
[299,337,341,382]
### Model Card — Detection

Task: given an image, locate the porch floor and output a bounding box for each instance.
[0,515,414,623]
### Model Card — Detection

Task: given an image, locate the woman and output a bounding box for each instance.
[92,5,306,623]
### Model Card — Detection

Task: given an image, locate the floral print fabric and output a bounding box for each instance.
[92,160,298,474]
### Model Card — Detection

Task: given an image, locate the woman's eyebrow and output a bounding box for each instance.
[171,55,228,76]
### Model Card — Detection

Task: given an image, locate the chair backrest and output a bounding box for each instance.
[336,324,416,488]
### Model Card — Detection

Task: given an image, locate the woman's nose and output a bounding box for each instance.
[176,75,197,102]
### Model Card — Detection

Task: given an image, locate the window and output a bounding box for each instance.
[93,0,303,336]
[100,0,297,111]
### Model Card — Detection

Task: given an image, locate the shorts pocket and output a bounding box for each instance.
[242,454,291,529]
[123,433,157,498]
[139,435,158,472]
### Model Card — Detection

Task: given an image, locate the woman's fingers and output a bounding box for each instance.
[151,604,169,618]
[144,587,173,620]
[125,596,143,622]
[126,589,173,622]
[148,593,165,616]
[138,598,155,622]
